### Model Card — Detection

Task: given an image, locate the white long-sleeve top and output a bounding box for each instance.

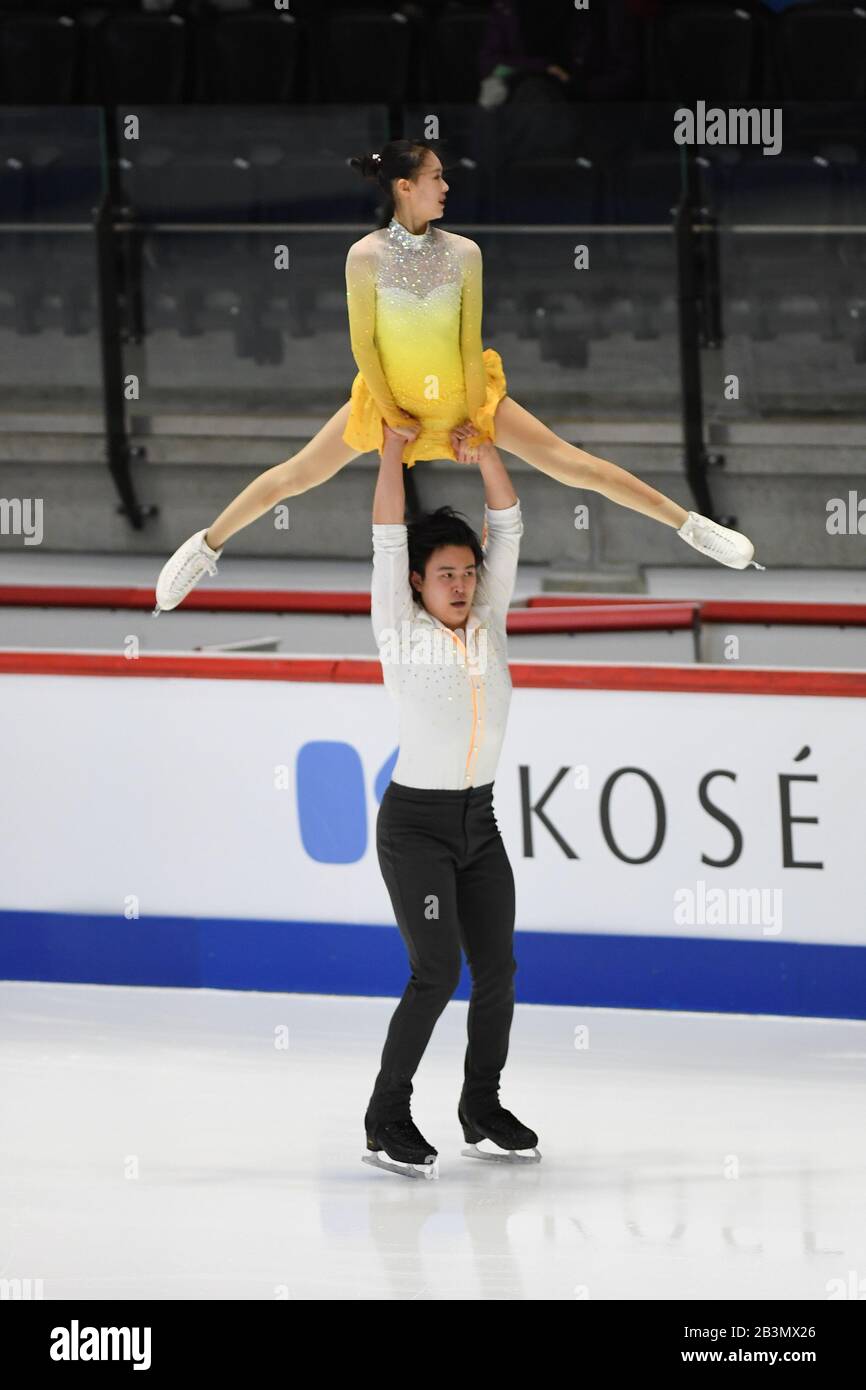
[371,499,523,790]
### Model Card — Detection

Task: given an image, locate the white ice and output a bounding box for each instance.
[1,981,864,1300]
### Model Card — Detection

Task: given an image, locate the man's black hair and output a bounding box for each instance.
[407,505,484,588]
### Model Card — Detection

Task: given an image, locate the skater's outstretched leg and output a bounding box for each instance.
[494,400,692,528]
[154,399,361,612]
[493,395,688,527]
[205,398,360,550]
[485,396,763,569]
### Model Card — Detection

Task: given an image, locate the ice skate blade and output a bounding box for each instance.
[461,1141,541,1164]
[362,1151,439,1180]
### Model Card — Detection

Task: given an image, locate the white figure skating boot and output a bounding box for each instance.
[153,528,223,614]
[677,511,765,570]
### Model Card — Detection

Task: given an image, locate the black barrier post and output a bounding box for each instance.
[94,107,155,531]
[674,151,733,526]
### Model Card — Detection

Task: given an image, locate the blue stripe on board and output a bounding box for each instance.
[0,909,864,1020]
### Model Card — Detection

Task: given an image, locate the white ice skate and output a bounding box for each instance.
[677,510,765,570]
[153,528,223,614]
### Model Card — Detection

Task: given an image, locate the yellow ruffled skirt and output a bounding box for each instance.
[342,347,507,468]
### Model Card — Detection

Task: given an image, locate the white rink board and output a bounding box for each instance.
[0,673,863,946]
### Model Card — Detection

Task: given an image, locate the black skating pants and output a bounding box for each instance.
[367,779,517,1127]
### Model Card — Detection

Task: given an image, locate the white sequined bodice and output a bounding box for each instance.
[376,217,463,299]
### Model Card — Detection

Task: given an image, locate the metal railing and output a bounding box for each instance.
[2,105,864,531]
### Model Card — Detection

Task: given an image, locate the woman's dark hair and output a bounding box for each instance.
[349,137,445,229]
[407,505,484,587]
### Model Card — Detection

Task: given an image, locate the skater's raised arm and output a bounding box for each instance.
[371,423,417,641]
[474,442,522,624]
[346,241,421,438]
[372,423,408,525]
[478,439,517,512]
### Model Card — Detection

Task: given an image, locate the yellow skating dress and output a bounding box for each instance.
[342,216,507,467]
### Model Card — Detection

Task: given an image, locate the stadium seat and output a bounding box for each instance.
[0,14,81,103]
[87,13,190,104]
[194,12,300,103]
[648,1,760,102]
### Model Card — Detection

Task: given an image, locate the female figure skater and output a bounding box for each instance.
[154,136,760,612]
[363,420,535,1179]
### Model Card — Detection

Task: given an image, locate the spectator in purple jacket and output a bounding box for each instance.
[479,0,648,105]
[476,0,651,166]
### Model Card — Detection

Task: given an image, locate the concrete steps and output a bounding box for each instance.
[1,411,864,572]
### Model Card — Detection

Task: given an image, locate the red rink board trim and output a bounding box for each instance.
[507,602,698,632]
[4,583,866,630]
[0,650,864,696]
[526,595,866,625]
[0,584,371,614]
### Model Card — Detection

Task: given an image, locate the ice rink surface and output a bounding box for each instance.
[1,981,864,1301]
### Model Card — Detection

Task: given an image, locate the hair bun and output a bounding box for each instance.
[350,151,383,180]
